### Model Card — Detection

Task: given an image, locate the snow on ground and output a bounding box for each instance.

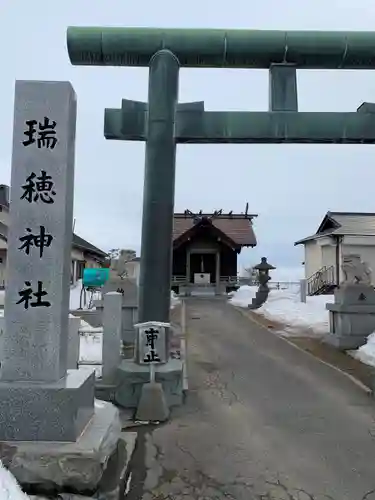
[79,330,102,363]
[229,285,334,336]
[171,291,180,309]
[69,279,101,310]
[0,461,29,500]
[350,332,375,368]
[230,284,375,369]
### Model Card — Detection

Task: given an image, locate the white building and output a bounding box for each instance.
[295,211,375,295]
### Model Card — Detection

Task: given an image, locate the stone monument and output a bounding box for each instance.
[99,249,139,343]
[102,291,122,381]
[0,80,125,497]
[325,254,375,350]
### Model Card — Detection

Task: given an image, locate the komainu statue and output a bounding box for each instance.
[341,254,372,286]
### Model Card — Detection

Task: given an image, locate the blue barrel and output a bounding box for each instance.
[82,268,110,287]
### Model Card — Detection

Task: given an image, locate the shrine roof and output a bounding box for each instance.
[173,211,257,247]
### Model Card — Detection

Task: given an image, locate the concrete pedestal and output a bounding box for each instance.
[0,401,135,498]
[0,369,95,442]
[324,284,375,350]
[78,298,138,345]
[115,358,183,409]
[68,315,81,370]
[96,302,138,344]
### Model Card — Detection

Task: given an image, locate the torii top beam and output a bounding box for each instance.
[67,27,375,69]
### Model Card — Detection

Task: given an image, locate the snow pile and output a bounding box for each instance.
[79,319,102,333]
[70,280,101,311]
[78,322,103,378]
[229,285,257,306]
[171,291,180,309]
[229,285,334,336]
[0,461,29,500]
[79,330,102,364]
[350,332,375,368]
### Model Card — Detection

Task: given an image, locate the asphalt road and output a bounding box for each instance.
[128,297,375,500]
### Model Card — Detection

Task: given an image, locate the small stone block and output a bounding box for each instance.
[115,359,183,409]
[0,370,95,441]
[135,382,169,422]
[102,292,122,380]
[332,284,375,306]
[95,382,117,403]
[324,332,367,350]
[68,315,81,369]
[0,401,129,496]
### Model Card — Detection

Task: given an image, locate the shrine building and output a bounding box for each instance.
[172,207,257,295]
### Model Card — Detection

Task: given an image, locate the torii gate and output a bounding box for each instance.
[67,27,375,324]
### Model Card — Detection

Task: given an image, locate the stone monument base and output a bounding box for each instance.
[324,284,375,351]
[115,358,183,409]
[0,401,135,498]
[0,369,95,441]
[324,332,369,350]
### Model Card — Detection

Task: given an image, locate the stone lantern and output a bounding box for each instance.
[253,257,276,287]
[249,257,276,309]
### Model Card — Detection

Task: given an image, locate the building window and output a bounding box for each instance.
[77,261,86,280]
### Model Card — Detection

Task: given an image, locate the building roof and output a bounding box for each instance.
[295,211,375,245]
[72,234,108,258]
[173,211,257,247]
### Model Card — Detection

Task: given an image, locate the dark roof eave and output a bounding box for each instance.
[173,220,242,249]
[0,230,107,257]
[0,238,108,256]
[73,243,108,258]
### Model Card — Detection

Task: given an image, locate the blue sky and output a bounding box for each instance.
[2,0,375,278]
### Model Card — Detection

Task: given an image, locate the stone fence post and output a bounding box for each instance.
[102,291,122,380]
